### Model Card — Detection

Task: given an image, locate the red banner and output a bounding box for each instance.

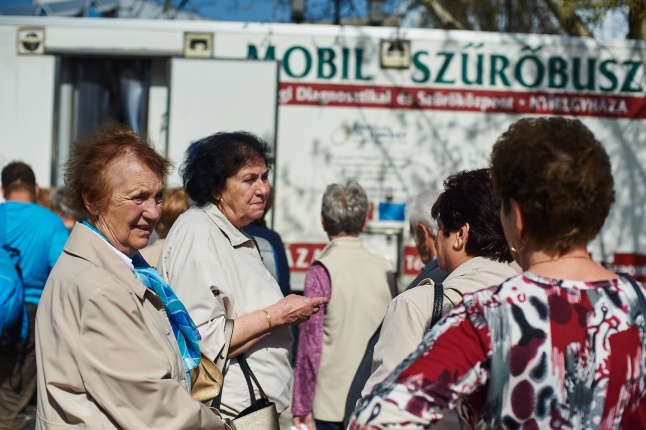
[279,82,646,119]
[285,243,326,272]
[603,253,646,282]
[402,245,424,276]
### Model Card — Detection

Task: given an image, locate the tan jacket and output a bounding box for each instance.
[159,205,292,418]
[312,237,394,422]
[36,223,227,429]
[362,256,517,429]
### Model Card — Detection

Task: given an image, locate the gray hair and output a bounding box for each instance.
[321,179,369,236]
[407,190,440,235]
[50,186,74,218]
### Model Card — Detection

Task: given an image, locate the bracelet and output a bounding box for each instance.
[262,309,272,334]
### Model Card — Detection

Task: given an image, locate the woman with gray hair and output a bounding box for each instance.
[292,179,395,430]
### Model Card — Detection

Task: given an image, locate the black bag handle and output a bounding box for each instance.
[619,273,646,313]
[429,283,444,328]
[237,353,270,404]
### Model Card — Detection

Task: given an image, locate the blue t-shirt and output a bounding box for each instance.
[1,202,69,305]
[0,246,24,335]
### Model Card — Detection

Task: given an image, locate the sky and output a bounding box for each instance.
[0,0,628,38]
[0,0,402,22]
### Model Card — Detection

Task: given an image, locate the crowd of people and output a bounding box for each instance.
[0,116,644,430]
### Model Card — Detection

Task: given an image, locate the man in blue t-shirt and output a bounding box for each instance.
[0,161,68,429]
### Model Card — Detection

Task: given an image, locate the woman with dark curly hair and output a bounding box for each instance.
[350,117,646,429]
[159,131,327,419]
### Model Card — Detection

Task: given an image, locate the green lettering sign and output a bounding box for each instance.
[434,52,456,84]
[461,53,483,86]
[572,58,595,90]
[599,59,618,92]
[412,51,430,83]
[621,61,643,93]
[317,48,336,79]
[490,55,511,87]
[283,46,312,78]
[247,44,276,60]
[515,55,544,88]
[355,48,373,81]
[548,56,568,89]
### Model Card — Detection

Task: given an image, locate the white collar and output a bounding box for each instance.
[80,223,135,272]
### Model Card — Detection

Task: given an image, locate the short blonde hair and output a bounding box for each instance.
[156,188,188,238]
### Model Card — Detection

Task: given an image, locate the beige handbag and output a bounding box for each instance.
[191,319,234,405]
[226,354,280,430]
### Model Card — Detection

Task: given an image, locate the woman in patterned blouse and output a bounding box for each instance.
[350,117,646,430]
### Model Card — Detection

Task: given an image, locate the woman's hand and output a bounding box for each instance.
[267,294,328,326]
[292,412,314,430]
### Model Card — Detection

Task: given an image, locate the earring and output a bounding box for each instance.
[510,239,525,253]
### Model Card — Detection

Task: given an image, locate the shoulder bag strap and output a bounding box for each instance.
[212,318,234,409]
[0,204,6,246]
[237,353,270,402]
[429,283,444,328]
[619,273,646,314]
[215,318,234,371]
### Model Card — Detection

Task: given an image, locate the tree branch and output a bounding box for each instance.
[417,0,469,30]
[544,0,593,37]
[628,0,646,39]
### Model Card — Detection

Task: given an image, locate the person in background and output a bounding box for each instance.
[50,186,77,231]
[159,131,327,418]
[342,189,447,426]
[140,187,188,267]
[35,187,52,211]
[350,117,646,429]
[36,123,228,429]
[292,179,396,430]
[244,186,291,296]
[406,190,446,289]
[0,161,68,430]
[358,169,515,430]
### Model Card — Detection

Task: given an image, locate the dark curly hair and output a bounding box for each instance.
[431,168,512,263]
[490,117,614,255]
[65,122,171,221]
[181,131,273,207]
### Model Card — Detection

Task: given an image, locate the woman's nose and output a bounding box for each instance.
[257,181,269,198]
[144,199,162,220]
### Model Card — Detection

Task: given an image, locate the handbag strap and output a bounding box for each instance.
[237,353,270,404]
[215,319,234,371]
[212,318,234,409]
[429,283,444,328]
[619,273,646,314]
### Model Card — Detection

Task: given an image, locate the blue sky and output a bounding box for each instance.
[0,0,402,22]
[0,0,627,38]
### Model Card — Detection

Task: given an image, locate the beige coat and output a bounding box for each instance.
[159,205,292,418]
[36,223,227,429]
[362,257,517,429]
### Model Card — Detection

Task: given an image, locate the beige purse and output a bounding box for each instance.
[226,354,280,430]
[191,319,234,405]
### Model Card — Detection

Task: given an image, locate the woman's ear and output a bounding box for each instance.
[82,193,97,219]
[453,223,470,251]
[509,199,525,241]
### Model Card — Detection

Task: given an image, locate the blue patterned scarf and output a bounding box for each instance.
[81,220,202,389]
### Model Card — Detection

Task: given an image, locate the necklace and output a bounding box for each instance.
[531,255,591,266]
